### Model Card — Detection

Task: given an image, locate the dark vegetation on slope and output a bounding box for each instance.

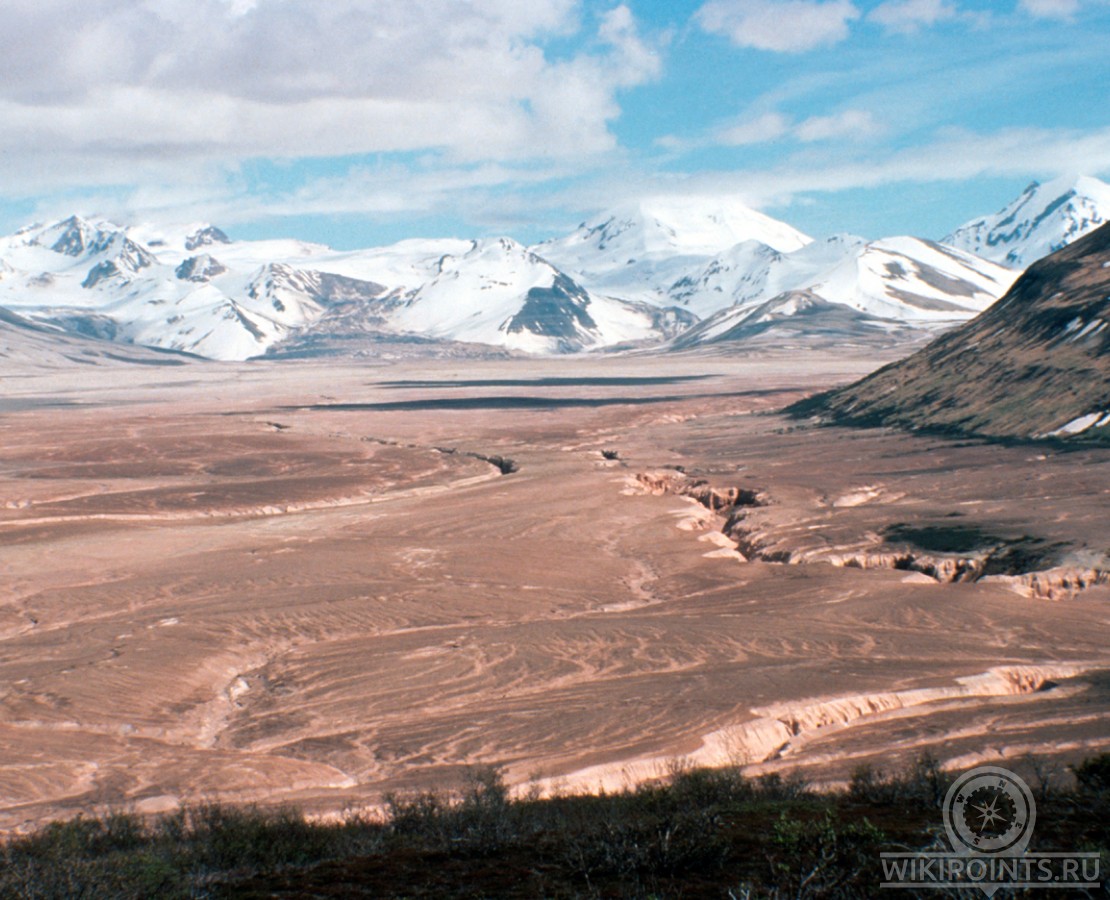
[2,754,1107,899]
[787,222,1110,445]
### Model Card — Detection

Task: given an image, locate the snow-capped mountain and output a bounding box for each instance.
[536,197,1016,334]
[671,290,921,351]
[0,216,691,360]
[0,302,193,369]
[534,196,812,312]
[798,236,1017,321]
[379,237,694,353]
[667,235,1017,348]
[0,218,348,360]
[666,235,865,316]
[944,175,1110,268]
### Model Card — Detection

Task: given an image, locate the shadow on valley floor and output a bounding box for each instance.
[376,375,717,389]
[0,398,86,413]
[283,389,795,413]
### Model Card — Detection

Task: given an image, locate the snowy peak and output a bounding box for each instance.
[81,234,156,288]
[185,225,232,251]
[244,263,389,324]
[671,235,1017,350]
[392,237,601,352]
[671,233,1013,331]
[176,254,228,282]
[16,216,158,288]
[944,175,1110,268]
[32,215,121,258]
[0,190,1038,362]
[0,215,687,360]
[666,234,867,317]
[610,196,810,256]
[504,273,597,345]
[534,196,812,311]
[541,195,811,263]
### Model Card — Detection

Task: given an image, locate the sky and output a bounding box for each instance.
[0,0,1107,248]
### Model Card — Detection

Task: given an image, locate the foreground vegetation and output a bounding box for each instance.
[2,755,1107,899]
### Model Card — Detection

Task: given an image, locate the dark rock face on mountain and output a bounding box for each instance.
[185,226,232,251]
[176,255,229,282]
[46,216,113,257]
[505,273,599,349]
[789,222,1110,443]
[80,237,156,288]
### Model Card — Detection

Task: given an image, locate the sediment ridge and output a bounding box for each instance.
[635,469,1108,598]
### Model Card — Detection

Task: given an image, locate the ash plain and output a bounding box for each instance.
[1,349,1108,831]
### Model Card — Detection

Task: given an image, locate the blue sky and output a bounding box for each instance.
[0,0,1107,248]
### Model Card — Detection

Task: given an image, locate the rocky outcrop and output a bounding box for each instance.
[555,664,1089,791]
[981,566,1110,601]
[634,471,769,512]
[820,549,985,583]
[466,453,518,475]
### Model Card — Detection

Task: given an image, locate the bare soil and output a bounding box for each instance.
[1,350,1107,832]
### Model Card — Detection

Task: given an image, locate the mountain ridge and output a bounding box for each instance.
[788,221,1110,444]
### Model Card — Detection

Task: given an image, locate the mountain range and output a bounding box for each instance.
[0,176,1107,362]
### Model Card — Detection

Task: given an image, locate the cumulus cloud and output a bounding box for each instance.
[695,0,860,52]
[0,0,659,197]
[868,0,958,32]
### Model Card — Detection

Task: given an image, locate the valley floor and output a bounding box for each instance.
[0,349,1108,832]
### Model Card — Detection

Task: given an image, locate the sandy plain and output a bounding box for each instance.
[1,349,1108,832]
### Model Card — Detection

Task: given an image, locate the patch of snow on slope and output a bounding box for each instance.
[1047,411,1110,436]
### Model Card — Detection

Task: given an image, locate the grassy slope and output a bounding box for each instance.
[788,223,1110,444]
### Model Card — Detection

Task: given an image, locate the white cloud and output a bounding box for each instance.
[716,113,792,145]
[540,123,1110,234]
[0,0,659,197]
[795,109,882,141]
[656,126,1110,206]
[660,108,880,150]
[1019,0,1081,18]
[695,0,860,52]
[597,4,663,85]
[868,0,958,32]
